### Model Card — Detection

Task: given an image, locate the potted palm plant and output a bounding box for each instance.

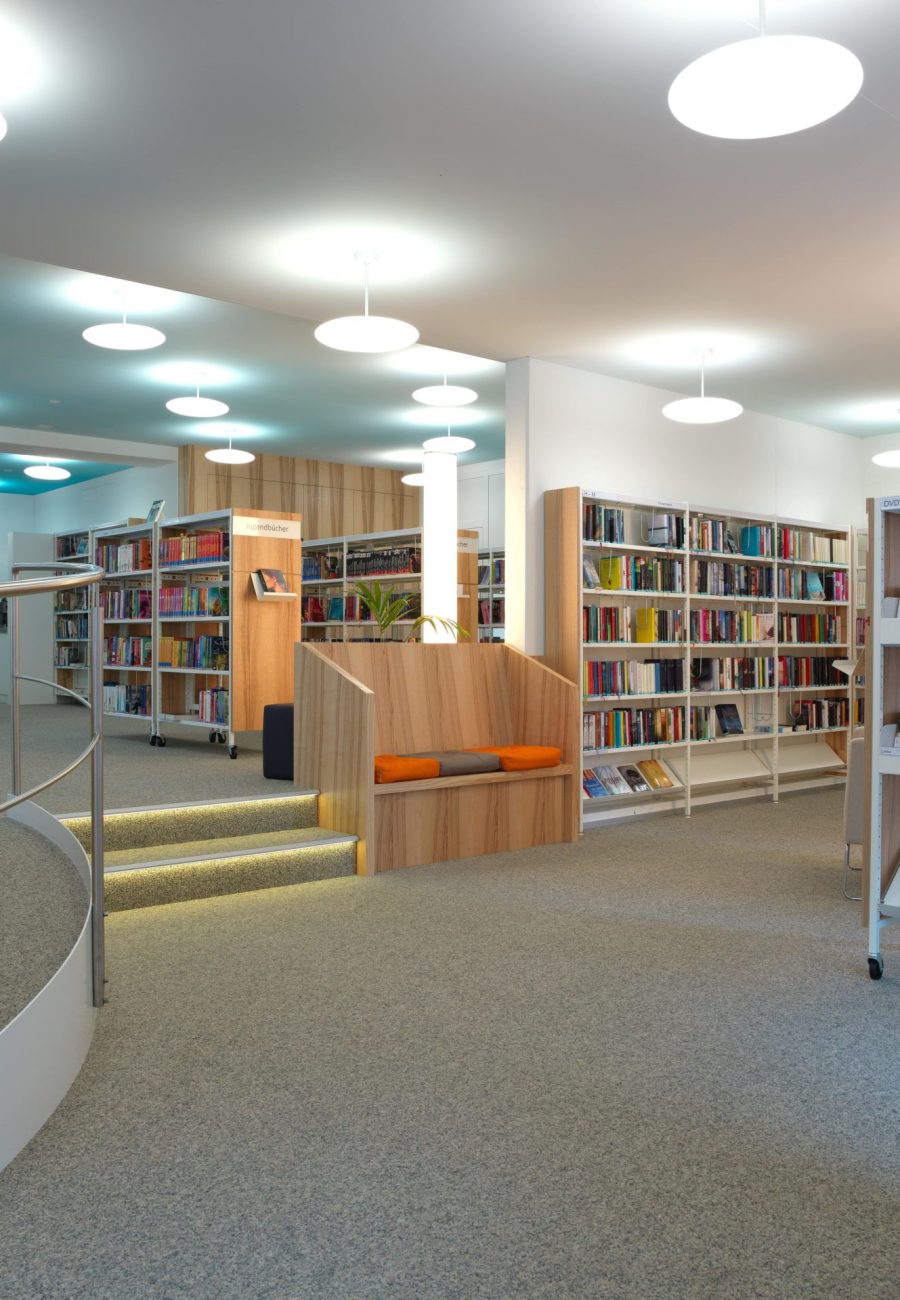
[350,578,469,641]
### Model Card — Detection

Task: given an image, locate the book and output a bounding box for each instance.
[637,759,673,789]
[257,568,288,593]
[582,557,601,589]
[145,499,166,523]
[805,570,824,598]
[635,608,657,642]
[597,765,631,795]
[714,702,744,735]
[619,764,651,793]
[582,768,609,798]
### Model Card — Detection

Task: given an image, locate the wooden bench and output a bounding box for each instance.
[294,642,580,872]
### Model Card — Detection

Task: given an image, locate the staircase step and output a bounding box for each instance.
[103,829,357,912]
[62,791,319,853]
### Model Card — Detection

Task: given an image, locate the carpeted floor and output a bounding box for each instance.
[0,702,277,814]
[1,788,899,1299]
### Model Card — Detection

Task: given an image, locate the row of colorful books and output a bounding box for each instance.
[583,504,626,544]
[159,531,228,567]
[345,547,421,578]
[779,528,848,564]
[777,568,848,600]
[102,683,151,716]
[690,655,775,691]
[777,614,845,644]
[478,598,504,626]
[102,589,152,620]
[55,590,88,612]
[54,647,86,667]
[56,534,89,559]
[583,657,684,697]
[56,615,89,639]
[198,687,229,724]
[782,698,849,730]
[584,706,686,750]
[583,606,684,644]
[302,552,342,582]
[583,760,676,798]
[691,561,773,598]
[584,554,685,592]
[96,539,152,575]
[777,656,845,687]
[158,635,228,669]
[478,558,505,585]
[690,610,774,644]
[159,585,228,617]
[104,636,152,667]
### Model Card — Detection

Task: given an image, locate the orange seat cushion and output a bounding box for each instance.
[374,754,441,784]
[470,744,562,771]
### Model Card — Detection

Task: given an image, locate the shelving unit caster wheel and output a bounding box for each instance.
[157,735,167,748]
[217,732,226,744]
[209,731,217,743]
[149,734,157,746]
[228,745,237,759]
[868,956,884,981]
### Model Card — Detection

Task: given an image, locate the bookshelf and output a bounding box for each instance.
[301,528,478,642]
[92,509,300,756]
[863,498,900,979]
[52,528,91,701]
[477,548,505,642]
[544,488,851,825]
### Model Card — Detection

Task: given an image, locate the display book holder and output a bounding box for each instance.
[250,571,298,602]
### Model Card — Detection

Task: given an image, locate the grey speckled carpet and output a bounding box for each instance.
[2,788,900,1299]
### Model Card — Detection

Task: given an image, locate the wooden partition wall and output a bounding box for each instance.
[179,447,419,539]
[295,643,580,873]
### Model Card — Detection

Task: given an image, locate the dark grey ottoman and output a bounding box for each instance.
[262,703,294,780]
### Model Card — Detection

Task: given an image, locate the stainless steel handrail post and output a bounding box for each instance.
[2,561,106,1007]
[89,588,105,1006]
[9,581,21,796]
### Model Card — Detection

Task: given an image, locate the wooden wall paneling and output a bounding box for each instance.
[179,447,419,538]
[456,529,479,640]
[503,644,581,841]
[230,509,301,732]
[314,643,516,754]
[295,644,375,873]
[543,487,582,684]
[374,777,572,871]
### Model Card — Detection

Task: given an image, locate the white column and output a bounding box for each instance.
[422,448,458,643]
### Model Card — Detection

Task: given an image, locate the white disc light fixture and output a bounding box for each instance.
[401,470,425,486]
[422,429,476,455]
[314,252,419,354]
[668,0,863,140]
[166,381,229,419]
[23,460,71,481]
[662,350,742,425]
[412,377,478,407]
[872,450,900,468]
[83,310,166,351]
[204,426,255,465]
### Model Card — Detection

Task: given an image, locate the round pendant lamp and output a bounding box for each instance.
[401,470,425,486]
[668,1,863,140]
[167,383,229,419]
[83,311,166,351]
[662,350,742,425]
[24,461,71,481]
[872,450,900,468]
[412,378,478,407]
[422,430,476,455]
[0,113,9,143]
[314,253,419,354]
[205,427,255,464]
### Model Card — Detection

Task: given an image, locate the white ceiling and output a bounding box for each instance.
[0,0,898,439]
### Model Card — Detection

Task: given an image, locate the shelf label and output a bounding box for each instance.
[233,516,302,540]
[457,535,479,553]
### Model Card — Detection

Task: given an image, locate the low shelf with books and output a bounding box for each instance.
[545,486,850,825]
[301,527,478,643]
[94,522,156,734]
[477,548,505,642]
[52,529,92,701]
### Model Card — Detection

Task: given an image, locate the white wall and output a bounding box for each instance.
[458,459,505,550]
[0,496,36,578]
[31,462,179,535]
[506,358,866,653]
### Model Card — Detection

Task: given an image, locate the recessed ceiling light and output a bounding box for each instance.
[872,450,900,468]
[412,381,478,407]
[422,433,476,455]
[83,320,166,350]
[166,384,229,419]
[314,252,418,354]
[668,4,863,140]
[24,461,71,481]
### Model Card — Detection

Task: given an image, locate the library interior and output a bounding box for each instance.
[3,3,900,1297]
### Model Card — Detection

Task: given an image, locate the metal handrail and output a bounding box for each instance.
[2,560,105,1007]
